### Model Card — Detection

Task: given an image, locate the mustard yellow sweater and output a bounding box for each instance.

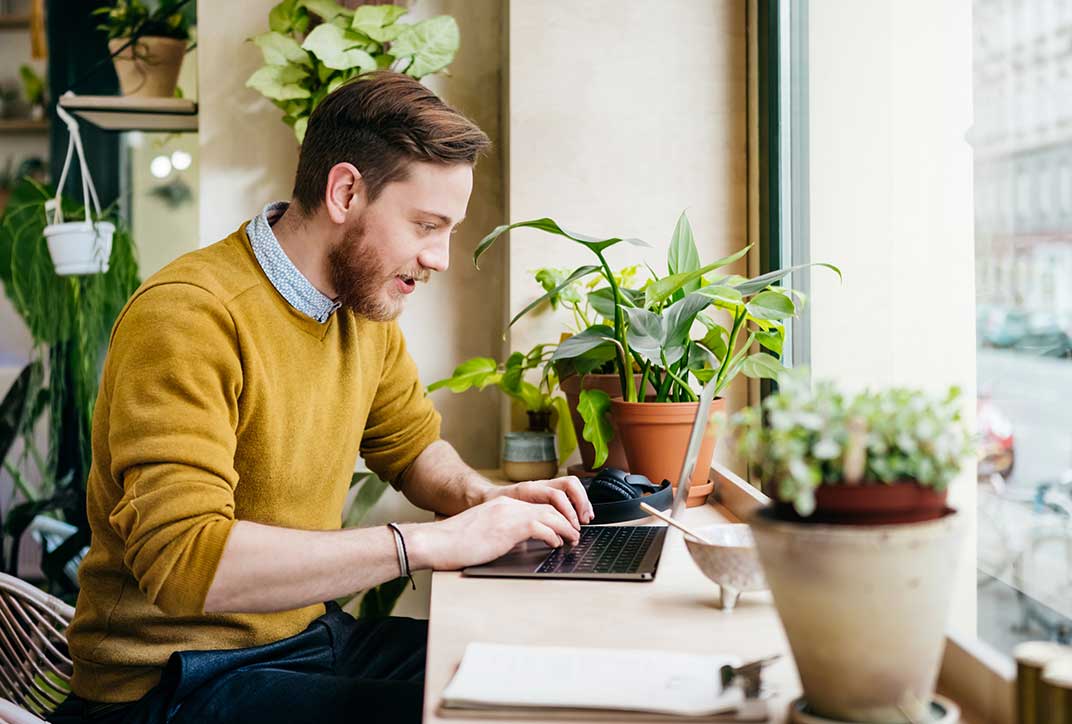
[67,224,441,702]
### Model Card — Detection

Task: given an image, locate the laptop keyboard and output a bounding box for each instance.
[536,526,661,575]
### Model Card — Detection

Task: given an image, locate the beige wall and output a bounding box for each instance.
[808,0,977,635]
[505,0,750,464]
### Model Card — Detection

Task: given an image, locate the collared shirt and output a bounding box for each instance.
[246,201,341,323]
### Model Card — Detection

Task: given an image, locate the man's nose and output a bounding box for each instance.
[418,235,450,273]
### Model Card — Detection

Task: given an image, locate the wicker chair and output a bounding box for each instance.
[0,573,75,723]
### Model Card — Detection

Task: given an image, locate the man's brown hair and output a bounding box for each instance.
[292,71,490,214]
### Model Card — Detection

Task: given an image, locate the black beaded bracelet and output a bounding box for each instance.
[387,522,416,590]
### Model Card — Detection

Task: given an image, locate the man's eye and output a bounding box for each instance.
[418,222,437,233]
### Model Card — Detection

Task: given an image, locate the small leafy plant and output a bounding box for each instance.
[732,370,975,517]
[246,0,460,142]
[428,343,577,462]
[92,0,193,41]
[475,212,839,466]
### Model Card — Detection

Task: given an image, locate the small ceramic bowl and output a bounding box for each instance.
[684,524,767,611]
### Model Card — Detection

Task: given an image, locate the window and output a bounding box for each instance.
[973,0,1072,651]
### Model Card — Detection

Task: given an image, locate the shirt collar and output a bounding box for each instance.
[247,201,341,324]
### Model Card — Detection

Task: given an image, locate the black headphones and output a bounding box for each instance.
[585,467,663,504]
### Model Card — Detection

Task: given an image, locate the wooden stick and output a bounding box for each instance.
[639,502,714,545]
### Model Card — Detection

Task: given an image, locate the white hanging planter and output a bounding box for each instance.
[45,100,113,276]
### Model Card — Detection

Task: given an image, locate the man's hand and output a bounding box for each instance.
[485,476,594,529]
[405,495,583,571]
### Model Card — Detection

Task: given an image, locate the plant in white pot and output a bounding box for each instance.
[427,343,577,481]
[94,0,193,98]
[475,212,838,506]
[732,371,974,723]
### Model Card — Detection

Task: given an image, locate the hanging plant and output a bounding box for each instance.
[246,1,460,142]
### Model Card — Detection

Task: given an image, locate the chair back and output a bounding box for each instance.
[0,573,75,716]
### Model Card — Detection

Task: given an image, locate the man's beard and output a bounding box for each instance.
[328,220,399,322]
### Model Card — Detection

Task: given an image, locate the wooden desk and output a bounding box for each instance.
[423,503,801,723]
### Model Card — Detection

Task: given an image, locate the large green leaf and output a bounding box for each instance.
[733,262,842,297]
[474,218,650,269]
[624,293,711,368]
[551,395,577,463]
[351,4,407,42]
[697,315,729,362]
[302,23,377,71]
[246,64,311,100]
[587,286,642,320]
[667,211,701,293]
[343,471,389,528]
[746,290,796,320]
[663,293,714,348]
[300,0,351,20]
[358,576,408,618]
[739,353,784,380]
[391,16,459,78]
[623,307,665,367]
[644,245,751,308]
[252,32,311,67]
[695,283,743,309]
[551,325,618,363]
[509,265,601,328]
[552,343,617,379]
[500,352,525,394]
[427,357,498,393]
[577,389,613,468]
[269,0,308,33]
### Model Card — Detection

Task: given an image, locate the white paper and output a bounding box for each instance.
[441,642,744,717]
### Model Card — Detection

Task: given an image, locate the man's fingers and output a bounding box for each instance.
[533,487,580,530]
[538,505,581,545]
[529,520,563,549]
[554,475,594,524]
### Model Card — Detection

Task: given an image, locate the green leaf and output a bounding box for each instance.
[474,218,650,269]
[268,0,300,32]
[343,471,390,528]
[300,0,351,20]
[427,357,498,393]
[391,16,460,78]
[746,290,796,320]
[351,4,408,42]
[551,396,577,464]
[663,292,714,349]
[358,577,408,618]
[667,210,701,292]
[697,315,729,362]
[623,307,665,367]
[551,325,618,363]
[739,353,784,380]
[246,64,311,100]
[695,284,743,309]
[327,75,347,94]
[252,31,311,66]
[501,352,525,393]
[512,381,546,412]
[625,293,711,368]
[733,261,842,297]
[293,116,309,143]
[509,265,601,328]
[578,389,613,468]
[644,245,751,308]
[755,327,784,355]
[302,23,377,71]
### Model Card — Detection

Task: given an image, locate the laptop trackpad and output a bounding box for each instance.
[467,539,553,574]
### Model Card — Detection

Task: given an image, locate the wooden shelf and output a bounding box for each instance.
[0,14,31,29]
[0,118,49,133]
[58,94,197,133]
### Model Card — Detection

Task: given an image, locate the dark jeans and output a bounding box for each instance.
[50,605,427,724]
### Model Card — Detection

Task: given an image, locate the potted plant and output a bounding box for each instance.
[18,65,47,121]
[530,265,648,474]
[247,1,460,143]
[475,212,837,506]
[732,371,973,723]
[93,0,192,98]
[428,343,577,481]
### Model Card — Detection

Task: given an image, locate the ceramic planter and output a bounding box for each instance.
[109,37,186,98]
[44,220,114,276]
[749,507,964,723]
[560,373,649,472]
[609,396,724,508]
[502,431,558,482]
[774,481,950,525]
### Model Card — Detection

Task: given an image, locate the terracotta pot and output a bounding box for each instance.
[560,373,649,472]
[749,507,964,722]
[109,37,186,98]
[773,481,948,525]
[609,396,724,508]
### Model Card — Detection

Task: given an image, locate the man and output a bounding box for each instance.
[50,71,591,724]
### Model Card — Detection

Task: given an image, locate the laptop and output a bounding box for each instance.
[462,374,718,581]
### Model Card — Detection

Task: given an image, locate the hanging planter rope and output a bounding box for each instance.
[44,100,115,276]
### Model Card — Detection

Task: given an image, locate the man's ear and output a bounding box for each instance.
[323,162,365,224]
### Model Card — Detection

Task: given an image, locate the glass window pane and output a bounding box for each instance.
[975,0,1072,651]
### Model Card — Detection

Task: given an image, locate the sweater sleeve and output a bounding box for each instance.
[105,283,241,616]
[360,322,441,487]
